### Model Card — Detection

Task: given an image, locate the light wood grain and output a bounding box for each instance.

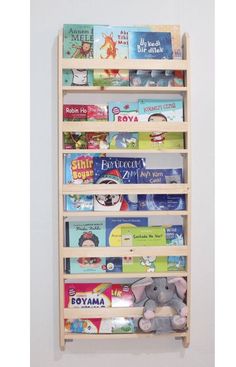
[64,332,187,340]
[64,271,188,280]
[63,210,188,217]
[62,149,188,154]
[63,86,187,93]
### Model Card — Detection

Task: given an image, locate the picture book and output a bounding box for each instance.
[106,217,148,247]
[112,318,136,333]
[64,283,112,308]
[123,256,167,273]
[128,31,173,59]
[64,154,96,184]
[112,284,134,307]
[106,258,123,273]
[63,104,88,121]
[65,221,106,274]
[121,226,166,247]
[63,24,93,87]
[165,225,186,271]
[64,194,93,211]
[138,194,186,211]
[87,105,108,121]
[65,318,112,334]
[138,99,184,150]
[147,25,181,59]
[129,70,184,87]
[63,132,87,149]
[109,132,138,149]
[86,132,109,149]
[108,102,140,122]
[137,168,183,184]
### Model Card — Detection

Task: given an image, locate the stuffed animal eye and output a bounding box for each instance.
[153,287,157,291]
[165,286,169,290]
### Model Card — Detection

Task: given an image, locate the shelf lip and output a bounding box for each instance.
[61,58,188,70]
[62,245,188,258]
[62,183,189,195]
[61,121,188,132]
[64,306,177,319]
[63,210,189,217]
[64,271,188,280]
[62,86,187,93]
[62,149,188,154]
[64,332,187,340]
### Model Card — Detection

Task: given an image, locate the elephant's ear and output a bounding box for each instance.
[167,277,187,299]
[131,278,153,303]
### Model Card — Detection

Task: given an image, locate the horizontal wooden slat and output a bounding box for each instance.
[63,210,188,217]
[62,183,189,195]
[62,149,188,154]
[61,58,188,70]
[62,86,187,93]
[64,332,187,340]
[64,271,188,280]
[62,245,188,258]
[64,306,176,319]
[61,121,188,132]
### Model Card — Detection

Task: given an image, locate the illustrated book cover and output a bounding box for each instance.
[63,104,88,121]
[64,154,96,184]
[165,225,186,271]
[129,70,184,87]
[137,168,183,184]
[108,102,140,122]
[138,194,186,211]
[147,25,181,59]
[64,283,112,307]
[121,226,166,247]
[64,194,93,211]
[123,255,167,273]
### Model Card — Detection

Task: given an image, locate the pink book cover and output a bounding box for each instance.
[64,283,112,308]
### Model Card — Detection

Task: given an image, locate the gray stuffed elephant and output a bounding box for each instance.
[131,277,188,333]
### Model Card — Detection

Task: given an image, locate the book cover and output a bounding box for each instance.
[165,225,186,271]
[109,132,138,149]
[112,318,136,333]
[147,25,181,59]
[87,105,108,121]
[112,284,134,307]
[64,283,112,308]
[137,168,183,184]
[86,132,109,149]
[65,318,112,334]
[65,221,106,274]
[123,255,167,273]
[106,217,148,247]
[138,194,186,211]
[63,132,87,149]
[108,102,140,122]
[129,70,184,87]
[64,154,96,184]
[121,226,166,247]
[63,24,93,87]
[106,258,123,273]
[63,104,88,121]
[64,194,93,211]
[129,31,173,59]
[138,99,184,150]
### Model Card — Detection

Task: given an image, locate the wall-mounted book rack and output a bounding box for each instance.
[58,30,191,350]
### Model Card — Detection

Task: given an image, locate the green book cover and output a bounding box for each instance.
[139,132,184,150]
[121,226,166,246]
[123,256,167,273]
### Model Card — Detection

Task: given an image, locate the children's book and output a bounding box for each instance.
[138,194,186,211]
[63,104,88,121]
[64,194,93,211]
[87,105,108,121]
[108,102,140,122]
[93,26,148,86]
[106,258,123,273]
[137,168,183,184]
[123,255,167,273]
[121,226,166,247]
[138,99,184,150]
[65,221,106,274]
[65,318,112,334]
[63,132,87,149]
[109,132,138,149]
[165,225,186,271]
[64,283,112,307]
[129,31,173,59]
[86,132,109,149]
[147,25,181,59]
[63,24,93,86]
[129,70,184,87]
[112,318,136,333]
[112,284,134,307]
[64,154,96,184]
[106,217,148,247]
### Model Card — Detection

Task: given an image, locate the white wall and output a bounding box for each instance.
[31,0,214,366]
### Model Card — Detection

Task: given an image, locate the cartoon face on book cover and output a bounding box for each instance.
[63,24,93,58]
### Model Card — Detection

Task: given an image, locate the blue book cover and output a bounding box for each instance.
[93,157,146,184]
[137,168,183,184]
[64,153,99,184]
[138,99,183,122]
[166,225,186,271]
[138,194,186,211]
[106,258,123,272]
[106,217,148,247]
[64,194,93,211]
[109,132,139,149]
[129,32,173,59]
[65,221,106,274]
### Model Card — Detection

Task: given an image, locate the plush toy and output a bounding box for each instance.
[131,277,188,333]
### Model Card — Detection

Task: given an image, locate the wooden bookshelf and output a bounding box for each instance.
[58,31,191,349]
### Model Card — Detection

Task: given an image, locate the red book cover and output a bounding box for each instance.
[63,104,88,121]
[87,105,108,121]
